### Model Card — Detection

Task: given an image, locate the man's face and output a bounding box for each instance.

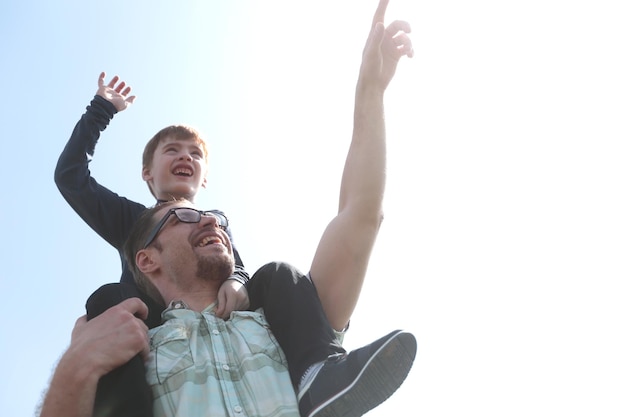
[150,203,235,285]
[142,137,208,202]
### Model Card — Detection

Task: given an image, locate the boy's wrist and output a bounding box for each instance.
[92,94,119,116]
[227,275,246,286]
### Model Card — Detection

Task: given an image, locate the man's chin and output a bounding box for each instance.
[196,256,235,283]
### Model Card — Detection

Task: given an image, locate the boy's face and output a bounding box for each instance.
[142,136,208,202]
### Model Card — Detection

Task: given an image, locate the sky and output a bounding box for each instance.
[1,0,625,415]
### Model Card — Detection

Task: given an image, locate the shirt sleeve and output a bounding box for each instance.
[54,95,146,250]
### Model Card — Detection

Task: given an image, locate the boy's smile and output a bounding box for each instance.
[172,163,193,177]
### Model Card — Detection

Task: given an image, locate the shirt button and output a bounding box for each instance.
[222,364,230,371]
[234,405,243,413]
[212,329,219,335]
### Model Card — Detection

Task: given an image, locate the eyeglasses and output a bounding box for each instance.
[143,207,229,249]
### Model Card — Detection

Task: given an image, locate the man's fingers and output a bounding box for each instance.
[386,20,411,36]
[371,0,390,29]
[392,31,413,54]
[139,339,151,360]
[74,314,87,326]
[367,22,386,53]
[119,297,149,321]
[138,326,151,360]
[70,315,88,341]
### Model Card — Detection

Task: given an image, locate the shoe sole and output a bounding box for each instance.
[308,330,417,417]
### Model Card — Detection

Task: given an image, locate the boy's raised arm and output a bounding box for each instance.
[54,73,143,251]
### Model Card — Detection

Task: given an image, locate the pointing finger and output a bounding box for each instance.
[371,0,389,29]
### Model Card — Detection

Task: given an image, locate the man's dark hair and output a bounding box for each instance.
[123,199,190,304]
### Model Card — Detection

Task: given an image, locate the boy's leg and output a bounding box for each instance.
[87,282,163,327]
[247,262,417,417]
[247,261,345,386]
[86,283,162,417]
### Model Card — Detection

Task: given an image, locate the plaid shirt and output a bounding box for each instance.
[147,301,300,417]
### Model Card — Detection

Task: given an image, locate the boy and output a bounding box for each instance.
[55,74,252,417]
[55,83,249,325]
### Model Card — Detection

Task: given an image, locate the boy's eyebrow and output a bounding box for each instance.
[187,143,205,155]
[161,139,205,154]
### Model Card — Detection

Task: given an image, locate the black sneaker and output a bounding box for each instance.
[297,329,417,417]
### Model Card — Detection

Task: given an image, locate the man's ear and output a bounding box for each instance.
[136,248,159,274]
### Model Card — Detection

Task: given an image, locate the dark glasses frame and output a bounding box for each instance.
[143,207,229,249]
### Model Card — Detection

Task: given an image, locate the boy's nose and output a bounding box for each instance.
[178,153,192,161]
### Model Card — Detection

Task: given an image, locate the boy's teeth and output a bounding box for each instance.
[174,168,192,176]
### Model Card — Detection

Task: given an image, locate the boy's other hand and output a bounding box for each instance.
[96,71,137,112]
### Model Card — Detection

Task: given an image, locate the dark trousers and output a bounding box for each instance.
[247,262,345,386]
[85,261,344,417]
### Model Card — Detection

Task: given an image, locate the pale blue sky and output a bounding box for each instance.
[1,1,625,416]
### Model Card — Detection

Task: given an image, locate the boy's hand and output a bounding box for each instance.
[215,279,250,319]
[96,71,136,112]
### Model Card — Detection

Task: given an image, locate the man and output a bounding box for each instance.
[126,201,416,417]
[40,0,415,415]
[40,197,415,417]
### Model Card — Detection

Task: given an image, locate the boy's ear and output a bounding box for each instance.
[136,248,159,274]
[142,166,153,182]
[201,175,208,189]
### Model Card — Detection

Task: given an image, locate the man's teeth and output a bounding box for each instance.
[198,236,220,247]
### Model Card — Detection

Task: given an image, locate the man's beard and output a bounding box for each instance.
[195,252,235,284]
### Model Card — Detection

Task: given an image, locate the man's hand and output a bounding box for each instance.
[39,299,149,417]
[67,298,149,377]
[214,279,250,319]
[96,71,136,112]
[360,0,413,92]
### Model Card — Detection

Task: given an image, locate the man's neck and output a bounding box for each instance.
[162,286,219,312]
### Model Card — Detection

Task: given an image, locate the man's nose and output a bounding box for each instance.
[199,213,219,228]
